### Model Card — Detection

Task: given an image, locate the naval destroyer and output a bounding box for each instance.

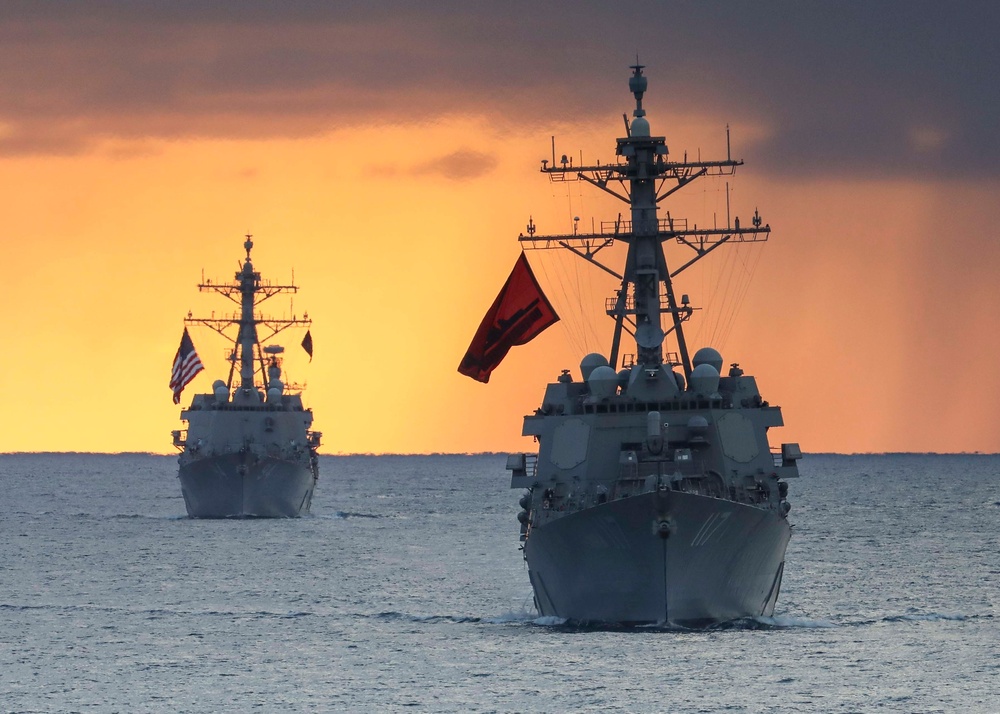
[471,65,802,625]
[171,236,321,518]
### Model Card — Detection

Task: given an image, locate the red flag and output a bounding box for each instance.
[301,330,313,362]
[459,253,559,383]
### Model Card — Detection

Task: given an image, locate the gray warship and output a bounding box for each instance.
[171,236,321,518]
[504,66,802,625]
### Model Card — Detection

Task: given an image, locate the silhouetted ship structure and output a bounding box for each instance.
[475,66,803,625]
[171,236,321,518]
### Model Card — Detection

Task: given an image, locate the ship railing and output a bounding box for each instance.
[171,429,187,450]
[580,394,722,415]
[738,484,767,506]
[771,448,783,468]
[613,461,661,499]
[524,453,538,480]
[617,352,681,370]
[597,217,690,235]
[613,461,730,501]
[605,295,678,314]
[188,402,307,413]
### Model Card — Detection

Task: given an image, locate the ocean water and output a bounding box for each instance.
[1,452,997,713]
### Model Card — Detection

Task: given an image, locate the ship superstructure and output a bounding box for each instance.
[503,66,802,625]
[171,236,321,518]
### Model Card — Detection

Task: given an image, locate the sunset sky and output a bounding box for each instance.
[2,2,998,454]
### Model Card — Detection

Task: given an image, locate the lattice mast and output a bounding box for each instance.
[520,65,770,380]
[184,235,311,390]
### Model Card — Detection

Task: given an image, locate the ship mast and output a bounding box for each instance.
[520,65,770,380]
[185,235,311,391]
[623,64,671,372]
[236,235,260,388]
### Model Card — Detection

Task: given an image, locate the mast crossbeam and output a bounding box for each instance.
[518,223,768,251]
[519,233,616,250]
[198,283,299,305]
[672,225,770,246]
[540,158,742,183]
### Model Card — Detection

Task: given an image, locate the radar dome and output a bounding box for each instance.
[267,387,282,403]
[687,415,709,443]
[630,116,651,137]
[692,347,723,374]
[687,415,709,435]
[212,379,226,391]
[588,365,619,400]
[689,363,721,397]
[580,353,609,382]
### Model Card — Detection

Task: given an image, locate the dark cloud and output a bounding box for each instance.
[0,1,996,178]
[411,150,498,180]
[366,149,498,181]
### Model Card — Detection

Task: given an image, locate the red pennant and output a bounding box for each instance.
[458,253,559,383]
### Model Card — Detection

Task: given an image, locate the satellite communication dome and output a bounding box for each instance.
[630,116,651,137]
[689,363,721,397]
[692,347,723,374]
[580,353,610,382]
[588,365,619,399]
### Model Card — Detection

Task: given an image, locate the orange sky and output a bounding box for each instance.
[2,4,999,454]
[4,120,1000,454]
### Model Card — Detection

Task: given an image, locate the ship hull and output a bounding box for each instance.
[523,490,790,626]
[178,454,316,518]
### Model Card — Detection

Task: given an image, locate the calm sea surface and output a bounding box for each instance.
[1,453,997,713]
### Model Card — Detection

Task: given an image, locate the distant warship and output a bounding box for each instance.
[463,65,802,625]
[171,236,321,518]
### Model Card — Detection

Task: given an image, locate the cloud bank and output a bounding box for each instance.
[1,1,996,178]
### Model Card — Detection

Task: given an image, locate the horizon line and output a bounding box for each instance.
[1,450,998,458]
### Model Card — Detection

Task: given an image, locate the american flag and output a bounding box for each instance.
[170,328,204,404]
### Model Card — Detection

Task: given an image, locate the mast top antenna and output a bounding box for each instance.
[244,233,254,260]
[628,63,647,117]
